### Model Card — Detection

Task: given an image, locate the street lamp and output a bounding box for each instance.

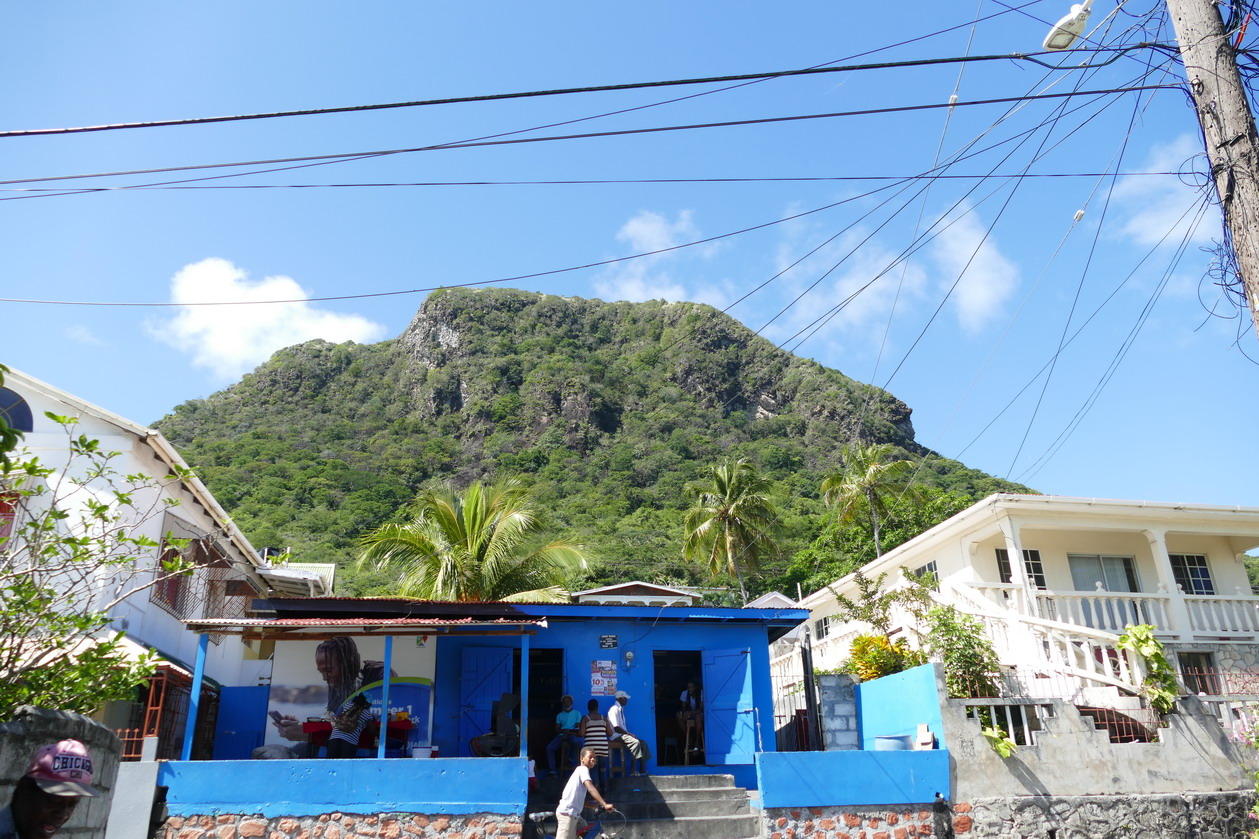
[1043,0,1094,50]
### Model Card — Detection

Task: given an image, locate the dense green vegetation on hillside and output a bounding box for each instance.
[156,288,1031,597]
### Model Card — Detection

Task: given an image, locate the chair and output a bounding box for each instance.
[469,693,521,757]
[662,736,682,765]
[608,739,629,778]
[683,718,705,765]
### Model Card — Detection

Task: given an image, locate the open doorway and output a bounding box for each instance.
[514,648,565,770]
[653,650,703,766]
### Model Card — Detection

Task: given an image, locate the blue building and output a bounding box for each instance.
[185,595,808,786]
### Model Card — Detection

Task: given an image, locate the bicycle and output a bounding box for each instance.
[525,807,625,839]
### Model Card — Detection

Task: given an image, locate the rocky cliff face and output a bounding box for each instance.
[395,287,917,454]
[153,287,1006,584]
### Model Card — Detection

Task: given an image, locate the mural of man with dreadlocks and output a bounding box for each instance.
[272,636,392,745]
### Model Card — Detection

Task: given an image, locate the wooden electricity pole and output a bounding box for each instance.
[1164,0,1259,341]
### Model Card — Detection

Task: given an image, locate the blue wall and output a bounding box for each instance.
[433,616,776,786]
[158,757,527,818]
[757,750,950,808]
[855,664,945,751]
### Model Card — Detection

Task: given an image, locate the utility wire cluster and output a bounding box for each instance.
[1,0,1230,545]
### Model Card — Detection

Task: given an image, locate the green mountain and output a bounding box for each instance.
[155,288,1029,596]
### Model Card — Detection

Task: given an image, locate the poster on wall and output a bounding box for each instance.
[591,659,617,696]
[265,635,436,756]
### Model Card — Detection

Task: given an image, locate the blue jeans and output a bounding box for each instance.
[547,732,583,772]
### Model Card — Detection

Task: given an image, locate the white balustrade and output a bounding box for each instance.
[1184,595,1259,634]
[1034,591,1171,633]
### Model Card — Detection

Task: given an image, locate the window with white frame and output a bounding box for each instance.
[995,549,1047,589]
[1169,553,1215,595]
[1067,554,1140,592]
[912,561,939,590]
[814,615,830,640]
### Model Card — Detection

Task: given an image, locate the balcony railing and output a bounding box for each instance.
[1184,595,1259,634]
[969,582,1259,638]
[1033,591,1171,634]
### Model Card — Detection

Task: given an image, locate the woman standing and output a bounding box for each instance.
[578,698,611,790]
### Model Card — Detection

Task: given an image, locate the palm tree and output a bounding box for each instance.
[356,477,588,602]
[682,458,781,605]
[820,442,923,559]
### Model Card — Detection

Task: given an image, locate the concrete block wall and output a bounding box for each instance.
[817,673,858,750]
[160,812,521,839]
[0,706,121,839]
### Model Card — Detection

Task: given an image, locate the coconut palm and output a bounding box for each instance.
[356,477,588,602]
[820,442,923,559]
[682,458,781,605]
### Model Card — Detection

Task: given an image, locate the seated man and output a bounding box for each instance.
[546,694,583,776]
[607,690,651,776]
[677,680,703,748]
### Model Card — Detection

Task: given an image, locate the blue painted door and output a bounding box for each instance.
[702,647,755,765]
[458,646,513,756]
[213,686,269,760]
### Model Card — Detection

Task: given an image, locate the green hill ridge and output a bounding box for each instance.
[155,287,1029,596]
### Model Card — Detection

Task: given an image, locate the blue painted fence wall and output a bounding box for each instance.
[855,663,945,751]
[158,757,528,819]
[757,750,950,808]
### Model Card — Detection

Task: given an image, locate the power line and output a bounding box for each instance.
[0,49,1168,140]
[0,84,1180,195]
[0,171,1182,194]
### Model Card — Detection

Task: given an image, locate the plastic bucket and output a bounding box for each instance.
[873,735,913,751]
[411,746,432,759]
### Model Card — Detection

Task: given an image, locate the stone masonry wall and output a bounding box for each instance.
[764,792,1255,838]
[763,802,951,838]
[161,812,520,839]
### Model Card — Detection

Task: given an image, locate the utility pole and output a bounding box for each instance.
[1164,0,1259,341]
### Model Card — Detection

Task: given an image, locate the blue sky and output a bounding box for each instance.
[2,2,1255,506]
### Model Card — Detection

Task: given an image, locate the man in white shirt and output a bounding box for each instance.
[607,690,651,776]
[556,747,614,839]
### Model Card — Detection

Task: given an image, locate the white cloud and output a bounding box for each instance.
[64,324,104,346]
[147,258,386,380]
[929,207,1020,333]
[1114,135,1217,248]
[765,210,929,353]
[594,210,713,303]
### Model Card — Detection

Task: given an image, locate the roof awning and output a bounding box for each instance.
[183,615,546,641]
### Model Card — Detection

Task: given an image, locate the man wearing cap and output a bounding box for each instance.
[1,739,99,839]
[545,694,583,777]
[606,691,651,777]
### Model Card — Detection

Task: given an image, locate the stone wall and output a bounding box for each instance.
[764,792,1254,838]
[763,801,954,838]
[817,673,858,750]
[161,812,521,839]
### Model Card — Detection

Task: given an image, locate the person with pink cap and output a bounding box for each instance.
[0,739,99,839]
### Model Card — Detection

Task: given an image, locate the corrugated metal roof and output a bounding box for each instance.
[183,614,545,637]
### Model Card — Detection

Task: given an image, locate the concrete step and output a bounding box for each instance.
[526,773,758,839]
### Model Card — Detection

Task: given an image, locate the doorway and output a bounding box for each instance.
[653,650,702,765]
[515,648,565,769]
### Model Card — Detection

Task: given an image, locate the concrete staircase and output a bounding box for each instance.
[527,773,760,839]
